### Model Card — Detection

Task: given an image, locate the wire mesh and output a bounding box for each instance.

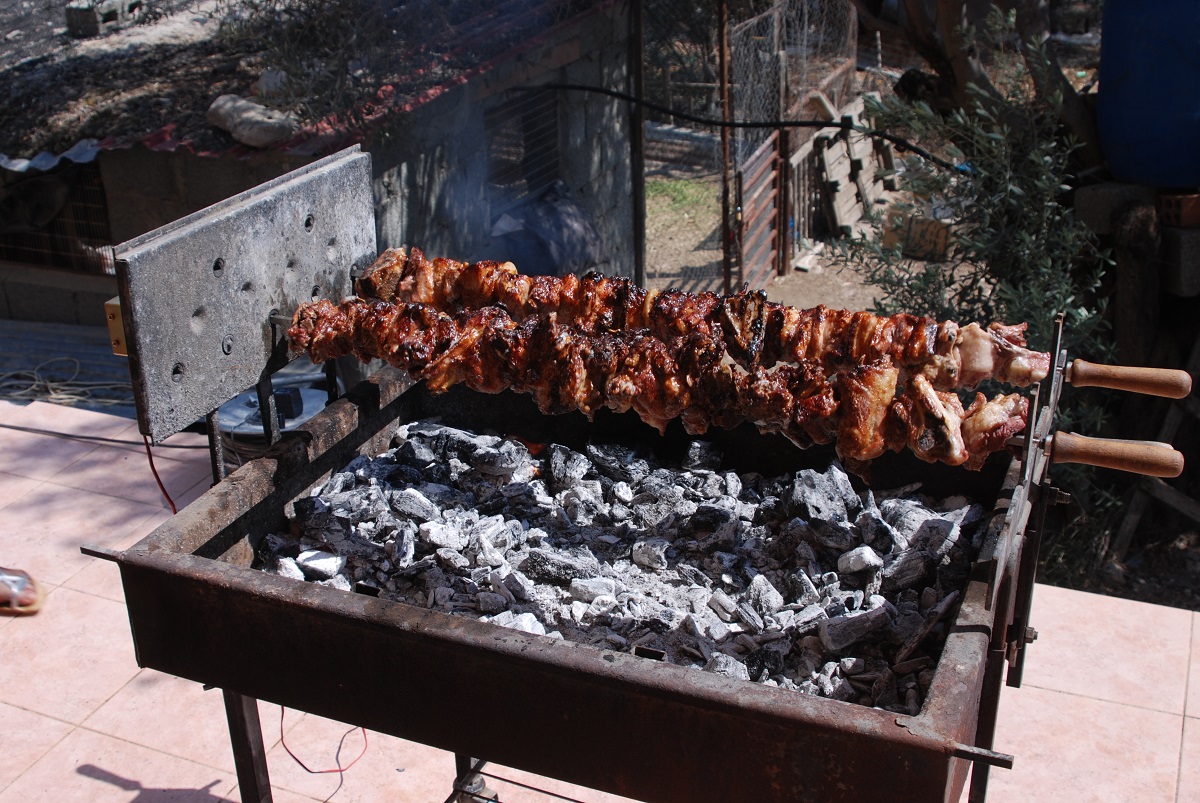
[731,0,857,160]
[0,162,115,275]
[639,0,857,291]
[640,0,725,292]
[485,88,561,217]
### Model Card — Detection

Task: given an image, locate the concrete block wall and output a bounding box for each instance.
[0,260,116,326]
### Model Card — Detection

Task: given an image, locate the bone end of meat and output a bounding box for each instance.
[957,322,1050,388]
[961,392,1029,470]
[288,299,354,363]
[836,360,899,462]
[355,247,409,301]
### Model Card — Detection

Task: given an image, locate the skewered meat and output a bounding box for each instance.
[355,247,1051,389]
[289,297,1028,469]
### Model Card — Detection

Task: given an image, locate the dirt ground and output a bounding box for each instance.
[643,167,878,311]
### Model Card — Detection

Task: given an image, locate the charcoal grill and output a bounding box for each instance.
[88,147,1188,803]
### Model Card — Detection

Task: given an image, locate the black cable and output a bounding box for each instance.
[530,82,962,172]
[0,421,208,449]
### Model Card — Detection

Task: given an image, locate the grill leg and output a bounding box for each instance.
[452,755,499,803]
[224,690,273,802]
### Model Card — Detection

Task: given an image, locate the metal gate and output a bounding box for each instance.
[736,129,787,289]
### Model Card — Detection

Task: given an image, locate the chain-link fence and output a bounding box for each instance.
[640,0,858,290]
[640,0,726,292]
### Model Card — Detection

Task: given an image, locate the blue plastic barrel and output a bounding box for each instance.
[1098,0,1200,188]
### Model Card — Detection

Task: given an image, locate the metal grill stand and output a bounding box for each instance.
[86,148,1196,803]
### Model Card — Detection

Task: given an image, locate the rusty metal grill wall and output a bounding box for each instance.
[114,370,1030,803]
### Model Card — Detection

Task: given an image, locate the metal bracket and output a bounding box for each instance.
[113,146,376,443]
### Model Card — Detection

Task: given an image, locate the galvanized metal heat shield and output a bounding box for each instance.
[114,146,375,442]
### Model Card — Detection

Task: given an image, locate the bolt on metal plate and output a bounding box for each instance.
[114,146,376,443]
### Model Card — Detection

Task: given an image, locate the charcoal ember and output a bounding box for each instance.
[406,422,498,462]
[474,439,531,478]
[691,470,724,501]
[840,656,866,675]
[610,481,634,504]
[704,652,751,681]
[520,546,601,585]
[295,549,346,580]
[389,487,441,522]
[703,550,740,580]
[682,440,722,470]
[381,517,417,566]
[320,465,357,495]
[692,518,741,554]
[736,601,765,633]
[811,519,857,553]
[723,471,743,498]
[560,481,607,526]
[880,497,937,544]
[505,612,548,636]
[293,496,349,542]
[745,642,788,681]
[608,502,633,523]
[707,588,739,622]
[838,545,884,575]
[630,486,694,529]
[570,577,617,602]
[470,515,511,548]
[546,444,591,491]
[688,503,736,534]
[476,591,508,614]
[471,533,507,568]
[870,669,899,707]
[586,594,619,620]
[632,537,671,571]
[787,570,821,607]
[640,601,679,634]
[887,606,923,644]
[677,563,712,589]
[430,586,456,610]
[319,575,353,592]
[880,549,933,593]
[434,547,470,570]
[419,521,469,552]
[818,605,892,652]
[503,569,535,601]
[752,494,788,526]
[586,443,651,484]
[270,556,306,581]
[425,481,474,509]
[788,469,848,522]
[746,574,785,614]
[856,499,902,554]
[397,438,437,468]
[824,598,848,618]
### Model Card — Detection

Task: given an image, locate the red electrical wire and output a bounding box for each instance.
[280,706,369,774]
[142,434,177,515]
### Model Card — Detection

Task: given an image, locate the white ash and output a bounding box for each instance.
[258,420,986,713]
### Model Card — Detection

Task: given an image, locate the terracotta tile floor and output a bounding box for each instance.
[2,398,1197,802]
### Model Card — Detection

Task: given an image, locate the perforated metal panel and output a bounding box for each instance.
[115,147,375,443]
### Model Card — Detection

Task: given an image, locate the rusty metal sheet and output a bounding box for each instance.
[116,374,1024,802]
[114,146,375,443]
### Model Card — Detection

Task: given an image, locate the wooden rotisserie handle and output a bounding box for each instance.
[1050,432,1185,477]
[1067,359,1192,399]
